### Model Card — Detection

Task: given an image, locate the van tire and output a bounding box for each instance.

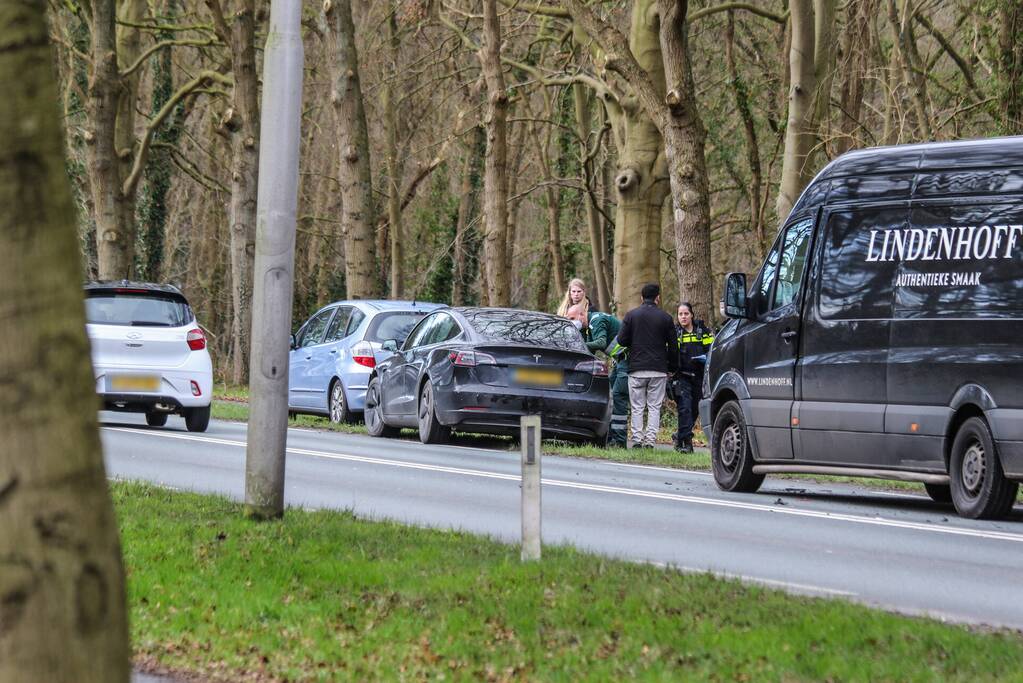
[923,483,952,504]
[949,417,1018,519]
[711,401,764,493]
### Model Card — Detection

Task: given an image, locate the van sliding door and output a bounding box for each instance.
[795,207,901,466]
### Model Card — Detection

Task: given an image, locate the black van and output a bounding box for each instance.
[699,136,1023,519]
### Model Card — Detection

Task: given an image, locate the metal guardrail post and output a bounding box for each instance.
[520,415,542,561]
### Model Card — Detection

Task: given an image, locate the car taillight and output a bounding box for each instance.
[352,342,376,368]
[449,350,497,367]
[575,359,609,377]
[186,328,206,351]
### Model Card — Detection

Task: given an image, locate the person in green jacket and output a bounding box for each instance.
[567,304,626,447]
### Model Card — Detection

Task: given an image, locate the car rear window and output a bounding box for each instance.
[462,310,587,351]
[365,312,429,345]
[85,291,193,327]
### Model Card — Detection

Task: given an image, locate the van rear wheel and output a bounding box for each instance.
[949,417,1018,519]
[711,401,764,493]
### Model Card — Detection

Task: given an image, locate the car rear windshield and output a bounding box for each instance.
[462,310,587,351]
[365,311,429,345]
[84,290,193,327]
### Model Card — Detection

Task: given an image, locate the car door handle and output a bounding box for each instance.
[781,330,797,341]
[329,349,337,354]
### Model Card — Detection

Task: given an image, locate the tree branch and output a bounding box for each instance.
[123,70,232,198]
[913,11,982,99]
[497,0,570,18]
[689,2,788,24]
[119,38,219,78]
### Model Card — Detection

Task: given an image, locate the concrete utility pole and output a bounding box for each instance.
[244,0,304,519]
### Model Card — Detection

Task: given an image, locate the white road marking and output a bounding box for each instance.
[103,426,1023,544]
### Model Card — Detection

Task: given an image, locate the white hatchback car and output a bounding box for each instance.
[85,281,213,432]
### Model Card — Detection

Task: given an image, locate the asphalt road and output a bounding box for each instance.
[101,413,1023,630]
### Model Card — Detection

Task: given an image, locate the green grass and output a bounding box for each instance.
[117,481,1023,682]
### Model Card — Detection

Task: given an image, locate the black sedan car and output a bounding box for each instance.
[364,307,611,444]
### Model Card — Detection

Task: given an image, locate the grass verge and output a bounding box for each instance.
[118,481,1023,682]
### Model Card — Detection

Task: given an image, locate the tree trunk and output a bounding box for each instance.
[573,83,611,311]
[452,127,483,306]
[658,0,715,321]
[383,7,403,299]
[812,0,837,155]
[0,3,130,679]
[224,0,260,386]
[775,0,816,225]
[886,0,931,139]
[836,0,875,153]
[87,0,138,279]
[725,11,766,254]
[533,113,565,300]
[325,0,378,298]
[998,1,1023,134]
[480,0,511,306]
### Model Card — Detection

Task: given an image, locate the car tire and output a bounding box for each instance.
[184,405,211,433]
[365,376,399,438]
[949,417,1018,519]
[145,411,168,427]
[923,483,952,504]
[328,379,352,424]
[417,381,450,445]
[711,401,764,493]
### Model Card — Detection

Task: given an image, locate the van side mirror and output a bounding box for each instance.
[723,272,749,319]
[381,339,398,353]
[289,333,297,350]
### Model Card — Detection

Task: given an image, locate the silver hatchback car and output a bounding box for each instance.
[288,300,444,422]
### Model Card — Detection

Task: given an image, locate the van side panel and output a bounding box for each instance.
[795,207,902,467]
[888,198,1023,476]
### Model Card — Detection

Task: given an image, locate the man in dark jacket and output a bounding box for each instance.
[617,283,678,448]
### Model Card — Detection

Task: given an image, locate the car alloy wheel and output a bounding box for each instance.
[329,380,349,424]
[365,377,397,438]
[417,381,449,444]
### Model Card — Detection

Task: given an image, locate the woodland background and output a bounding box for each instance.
[49,0,1023,382]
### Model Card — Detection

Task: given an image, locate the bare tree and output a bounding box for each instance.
[324,0,379,298]
[0,2,129,679]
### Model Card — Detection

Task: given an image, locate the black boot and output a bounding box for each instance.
[679,437,694,454]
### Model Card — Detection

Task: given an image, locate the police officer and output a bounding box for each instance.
[672,302,713,453]
[567,304,624,447]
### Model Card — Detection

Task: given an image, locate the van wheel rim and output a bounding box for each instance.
[720,422,742,472]
[961,441,985,495]
[330,383,344,422]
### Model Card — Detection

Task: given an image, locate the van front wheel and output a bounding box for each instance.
[711,401,764,493]
[949,417,1018,520]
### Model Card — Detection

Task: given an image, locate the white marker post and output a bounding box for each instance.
[520,415,542,561]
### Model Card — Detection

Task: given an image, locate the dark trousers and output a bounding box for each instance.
[609,362,630,447]
[674,375,700,446]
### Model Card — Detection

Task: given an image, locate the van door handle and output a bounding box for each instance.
[781,330,797,342]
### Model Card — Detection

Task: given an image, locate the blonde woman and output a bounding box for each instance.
[556,278,593,318]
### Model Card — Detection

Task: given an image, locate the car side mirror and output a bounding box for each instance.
[289,333,297,350]
[381,339,398,353]
[722,272,749,319]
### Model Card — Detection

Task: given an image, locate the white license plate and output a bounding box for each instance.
[109,375,160,392]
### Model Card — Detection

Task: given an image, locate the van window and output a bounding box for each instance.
[773,218,814,308]
[752,239,781,318]
[894,202,1023,316]
[819,208,903,320]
